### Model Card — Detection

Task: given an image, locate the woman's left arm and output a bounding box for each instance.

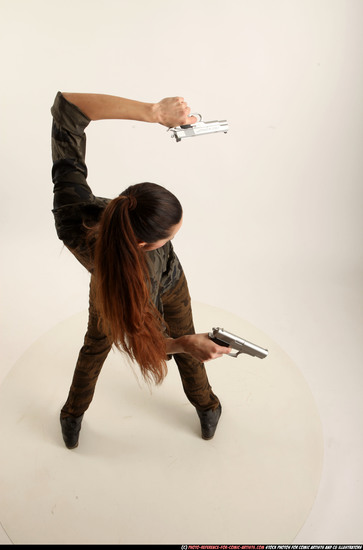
[63,93,197,127]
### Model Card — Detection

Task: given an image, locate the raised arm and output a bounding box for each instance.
[62,92,197,127]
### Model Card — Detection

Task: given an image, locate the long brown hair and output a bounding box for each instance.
[92,182,182,385]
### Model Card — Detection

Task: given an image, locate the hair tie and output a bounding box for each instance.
[118,194,137,211]
[127,195,137,211]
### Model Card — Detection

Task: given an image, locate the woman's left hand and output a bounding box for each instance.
[152,96,198,128]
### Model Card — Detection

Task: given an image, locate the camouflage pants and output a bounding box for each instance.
[61,272,220,418]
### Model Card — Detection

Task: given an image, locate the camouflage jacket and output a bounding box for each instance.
[51,91,182,316]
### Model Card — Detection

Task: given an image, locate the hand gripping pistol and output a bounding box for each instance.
[169,113,229,142]
[209,327,268,359]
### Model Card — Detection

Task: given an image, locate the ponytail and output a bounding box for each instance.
[92,183,182,385]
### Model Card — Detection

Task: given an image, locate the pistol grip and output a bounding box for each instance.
[209,336,240,358]
[210,336,229,348]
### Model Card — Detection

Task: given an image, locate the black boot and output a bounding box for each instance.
[60,413,84,449]
[196,404,222,440]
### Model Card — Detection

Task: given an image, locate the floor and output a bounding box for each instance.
[1,0,363,543]
[0,303,323,544]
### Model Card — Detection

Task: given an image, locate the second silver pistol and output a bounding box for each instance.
[169,115,229,142]
[209,327,268,359]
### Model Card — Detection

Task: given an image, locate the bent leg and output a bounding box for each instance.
[61,277,113,418]
[161,272,220,412]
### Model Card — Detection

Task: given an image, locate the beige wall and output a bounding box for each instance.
[1,0,362,543]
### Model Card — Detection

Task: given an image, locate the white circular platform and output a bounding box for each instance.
[0,302,323,544]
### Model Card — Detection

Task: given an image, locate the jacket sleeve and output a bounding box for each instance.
[51,91,94,209]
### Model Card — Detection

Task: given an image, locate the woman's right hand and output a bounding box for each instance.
[166,333,232,363]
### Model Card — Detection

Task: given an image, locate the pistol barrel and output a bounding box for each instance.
[170,120,229,141]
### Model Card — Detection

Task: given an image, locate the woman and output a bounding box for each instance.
[51,91,230,449]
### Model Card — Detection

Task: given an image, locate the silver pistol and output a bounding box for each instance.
[169,114,229,142]
[209,327,268,359]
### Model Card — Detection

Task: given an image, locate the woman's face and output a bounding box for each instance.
[139,216,183,251]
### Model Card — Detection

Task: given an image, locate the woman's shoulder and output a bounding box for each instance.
[52,196,111,246]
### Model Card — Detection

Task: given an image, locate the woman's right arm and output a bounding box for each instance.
[165,333,232,363]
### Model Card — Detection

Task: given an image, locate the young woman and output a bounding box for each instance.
[51,91,231,449]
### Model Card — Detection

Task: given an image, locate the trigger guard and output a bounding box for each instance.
[190,112,202,122]
[180,113,202,130]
